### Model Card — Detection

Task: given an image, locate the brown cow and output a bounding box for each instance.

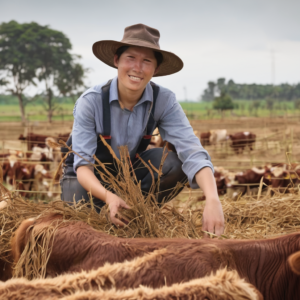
[0,267,262,300]
[264,164,300,193]
[235,167,271,185]
[229,132,256,154]
[11,214,300,299]
[200,131,211,146]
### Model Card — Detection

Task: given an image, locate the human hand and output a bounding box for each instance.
[202,198,225,236]
[105,191,131,227]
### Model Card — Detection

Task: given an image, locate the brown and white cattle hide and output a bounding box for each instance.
[200,131,211,147]
[229,132,256,154]
[146,128,176,152]
[11,213,300,300]
[209,129,228,145]
[264,164,300,193]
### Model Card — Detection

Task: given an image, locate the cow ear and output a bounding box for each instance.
[288,251,300,275]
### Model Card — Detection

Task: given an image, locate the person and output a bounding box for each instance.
[60,24,224,235]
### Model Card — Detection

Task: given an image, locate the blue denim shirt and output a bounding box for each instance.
[72,76,213,188]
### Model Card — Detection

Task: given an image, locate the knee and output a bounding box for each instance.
[162,152,185,177]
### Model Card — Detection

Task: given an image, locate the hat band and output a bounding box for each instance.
[120,38,161,50]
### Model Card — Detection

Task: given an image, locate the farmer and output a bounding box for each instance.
[61,24,224,235]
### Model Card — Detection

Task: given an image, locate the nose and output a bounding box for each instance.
[132,58,143,74]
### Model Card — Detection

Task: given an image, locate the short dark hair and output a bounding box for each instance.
[115,46,163,68]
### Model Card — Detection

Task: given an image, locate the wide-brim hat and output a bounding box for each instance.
[92,24,183,77]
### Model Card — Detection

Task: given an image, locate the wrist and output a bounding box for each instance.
[205,197,220,204]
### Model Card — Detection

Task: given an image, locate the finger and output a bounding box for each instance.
[215,224,225,236]
[122,203,131,210]
[111,214,126,227]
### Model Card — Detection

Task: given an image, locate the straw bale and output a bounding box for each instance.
[0,268,261,300]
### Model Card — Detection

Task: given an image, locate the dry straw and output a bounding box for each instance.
[1,138,300,279]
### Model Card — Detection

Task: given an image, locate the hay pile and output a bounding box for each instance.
[1,142,300,276]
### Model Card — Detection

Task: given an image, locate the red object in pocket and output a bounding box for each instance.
[102,135,112,139]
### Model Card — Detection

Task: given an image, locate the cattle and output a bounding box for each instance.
[264,164,300,193]
[200,130,228,147]
[19,133,70,152]
[229,132,256,154]
[200,131,211,147]
[11,213,300,299]
[146,128,176,152]
[0,267,262,300]
[2,154,52,197]
[209,129,228,145]
[235,167,271,185]
[288,250,300,276]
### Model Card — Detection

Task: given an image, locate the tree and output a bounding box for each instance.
[0,21,87,123]
[213,92,234,111]
[33,24,86,122]
[0,21,39,123]
[55,56,88,103]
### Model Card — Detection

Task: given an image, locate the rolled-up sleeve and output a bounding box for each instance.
[158,93,214,189]
[72,95,98,172]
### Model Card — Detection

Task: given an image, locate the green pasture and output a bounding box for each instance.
[0,99,299,122]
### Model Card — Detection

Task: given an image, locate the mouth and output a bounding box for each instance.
[128,75,143,82]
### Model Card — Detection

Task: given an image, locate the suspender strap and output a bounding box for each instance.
[101,79,113,137]
[146,81,159,135]
[135,82,160,155]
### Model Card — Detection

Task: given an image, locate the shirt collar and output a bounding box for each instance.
[109,76,153,106]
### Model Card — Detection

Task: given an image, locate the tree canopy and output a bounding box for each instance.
[213,92,234,111]
[202,78,300,101]
[0,20,87,122]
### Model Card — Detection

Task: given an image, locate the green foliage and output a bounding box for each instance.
[294,99,300,110]
[213,92,234,111]
[0,20,87,122]
[201,78,300,101]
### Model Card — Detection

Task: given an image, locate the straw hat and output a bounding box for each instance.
[92,24,183,77]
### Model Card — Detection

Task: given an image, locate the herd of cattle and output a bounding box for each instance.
[0,212,300,299]
[0,130,297,199]
[0,133,69,198]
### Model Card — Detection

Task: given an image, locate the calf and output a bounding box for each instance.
[12,214,300,300]
[229,132,256,154]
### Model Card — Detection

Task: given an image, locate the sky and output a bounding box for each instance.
[1,0,300,101]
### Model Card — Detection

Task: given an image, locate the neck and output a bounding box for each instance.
[117,81,144,111]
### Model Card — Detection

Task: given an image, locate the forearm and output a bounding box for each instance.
[195,167,219,202]
[77,165,107,202]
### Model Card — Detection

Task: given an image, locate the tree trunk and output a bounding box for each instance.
[17,93,26,124]
[48,110,52,123]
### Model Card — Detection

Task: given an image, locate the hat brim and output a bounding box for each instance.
[92,40,183,77]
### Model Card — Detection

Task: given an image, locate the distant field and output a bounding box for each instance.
[0,100,298,122]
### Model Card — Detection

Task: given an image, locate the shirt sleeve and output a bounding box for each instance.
[72,95,98,172]
[158,92,214,189]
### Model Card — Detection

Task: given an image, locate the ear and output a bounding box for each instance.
[288,251,300,275]
[113,54,119,68]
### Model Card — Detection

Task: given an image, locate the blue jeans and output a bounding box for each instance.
[60,148,187,212]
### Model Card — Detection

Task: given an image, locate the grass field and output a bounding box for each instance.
[0,100,298,122]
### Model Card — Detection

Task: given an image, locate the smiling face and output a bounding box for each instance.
[114,46,159,95]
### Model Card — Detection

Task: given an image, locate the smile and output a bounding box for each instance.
[128,75,142,82]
